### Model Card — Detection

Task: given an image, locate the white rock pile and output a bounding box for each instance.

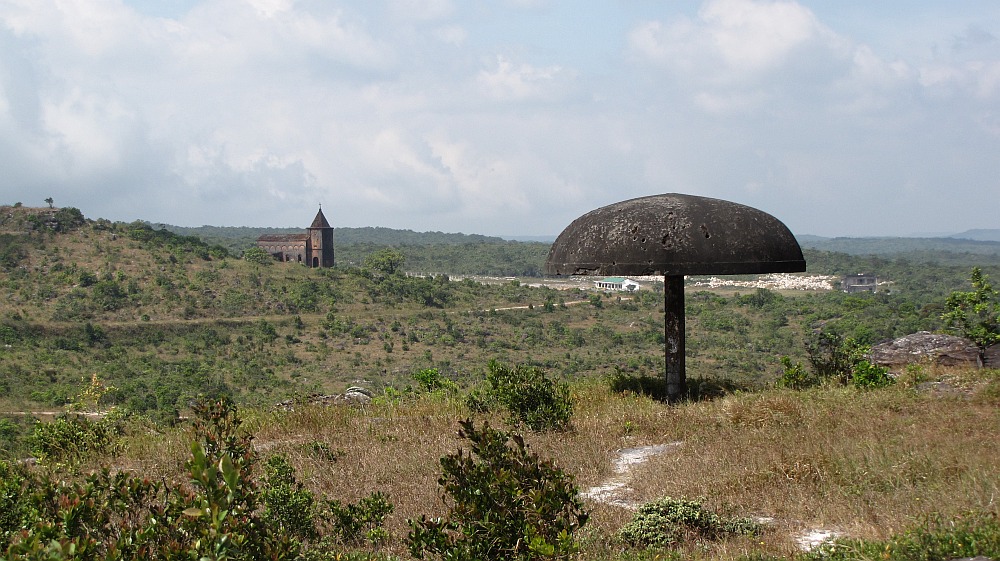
[691,273,835,291]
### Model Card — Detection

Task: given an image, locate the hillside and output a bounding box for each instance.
[2,204,1000,560]
[164,222,552,275]
[949,228,1000,242]
[2,204,998,419]
[798,234,1000,264]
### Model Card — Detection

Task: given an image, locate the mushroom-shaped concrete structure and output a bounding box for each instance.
[545,193,805,401]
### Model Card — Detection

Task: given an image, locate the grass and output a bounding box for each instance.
[4,207,1000,558]
[78,366,1000,560]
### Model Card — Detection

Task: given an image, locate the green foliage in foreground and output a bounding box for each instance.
[0,398,394,561]
[407,418,588,561]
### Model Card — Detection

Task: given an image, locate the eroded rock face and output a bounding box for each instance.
[870,331,979,370]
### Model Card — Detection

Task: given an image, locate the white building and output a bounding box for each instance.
[594,277,640,291]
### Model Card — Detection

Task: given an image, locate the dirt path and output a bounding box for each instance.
[581,443,682,509]
[583,442,844,551]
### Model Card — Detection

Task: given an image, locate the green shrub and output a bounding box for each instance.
[2,398,327,559]
[262,454,318,541]
[777,356,816,390]
[324,492,394,545]
[0,460,31,548]
[407,419,588,561]
[243,246,273,265]
[942,267,1000,364]
[616,497,761,549]
[806,332,857,385]
[412,367,457,393]
[0,417,31,459]
[852,359,894,389]
[804,332,894,390]
[27,412,123,467]
[466,359,573,431]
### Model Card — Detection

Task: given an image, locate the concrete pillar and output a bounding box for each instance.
[664,275,685,402]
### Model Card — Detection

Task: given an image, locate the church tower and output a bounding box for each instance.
[307,206,335,268]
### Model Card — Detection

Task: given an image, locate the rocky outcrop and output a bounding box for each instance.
[870,331,980,370]
[274,387,374,411]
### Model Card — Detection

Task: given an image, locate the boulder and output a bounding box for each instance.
[870,331,979,370]
[274,387,374,411]
[985,344,1000,369]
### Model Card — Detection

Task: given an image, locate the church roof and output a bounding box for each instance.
[257,234,308,242]
[309,208,332,229]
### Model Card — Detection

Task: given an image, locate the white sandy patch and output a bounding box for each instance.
[581,443,682,509]
[795,528,843,551]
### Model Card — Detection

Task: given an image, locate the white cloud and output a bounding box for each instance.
[698,0,824,72]
[0,1,999,236]
[388,0,454,21]
[476,55,568,101]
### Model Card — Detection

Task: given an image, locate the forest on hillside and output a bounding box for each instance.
[2,204,999,429]
[168,222,1000,276]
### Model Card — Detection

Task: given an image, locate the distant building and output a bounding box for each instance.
[594,277,640,291]
[255,207,335,268]
[842,273,877,293]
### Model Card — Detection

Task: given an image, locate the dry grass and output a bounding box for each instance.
[102,368,1000,560]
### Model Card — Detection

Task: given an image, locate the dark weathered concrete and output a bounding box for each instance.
[545,193,805,402]
[664,275,685,399]
[545,193,804,277]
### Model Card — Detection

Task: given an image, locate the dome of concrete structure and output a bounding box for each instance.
[545,193,805,277]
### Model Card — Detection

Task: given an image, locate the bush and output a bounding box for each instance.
[777,356,816,390]
[3,397,303,560]
[617,497,761,548]
[27,412,123,467]
[803,332,894,390]
[261,454,318,541]
[942,267,1000,364]
[852,359,894,389]
[466,359,573,431]
[407,419,588,560]
[243,246,273,265]
[0,460,31,547]
[806,332,856,385]
[412,367,458,393]
[324,492,394,545]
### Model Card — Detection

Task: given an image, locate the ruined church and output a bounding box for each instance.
[255,207,335,268]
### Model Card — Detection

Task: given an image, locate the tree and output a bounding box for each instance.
[242,246,273,265]
[44,197,53,208]
[52,207,85,231]
[363,248,406,276]
[943,267,1000,365]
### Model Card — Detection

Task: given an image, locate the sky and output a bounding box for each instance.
[1,0,998,238]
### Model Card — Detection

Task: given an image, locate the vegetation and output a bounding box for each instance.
[407,418,588,560]
[942,266,1000,363]
[802,512,1000,561]
[616,497,761,548]
[778,333,893,390]
[242,245,273,265]
[466,359,574,431]
[1,203,1000,559]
